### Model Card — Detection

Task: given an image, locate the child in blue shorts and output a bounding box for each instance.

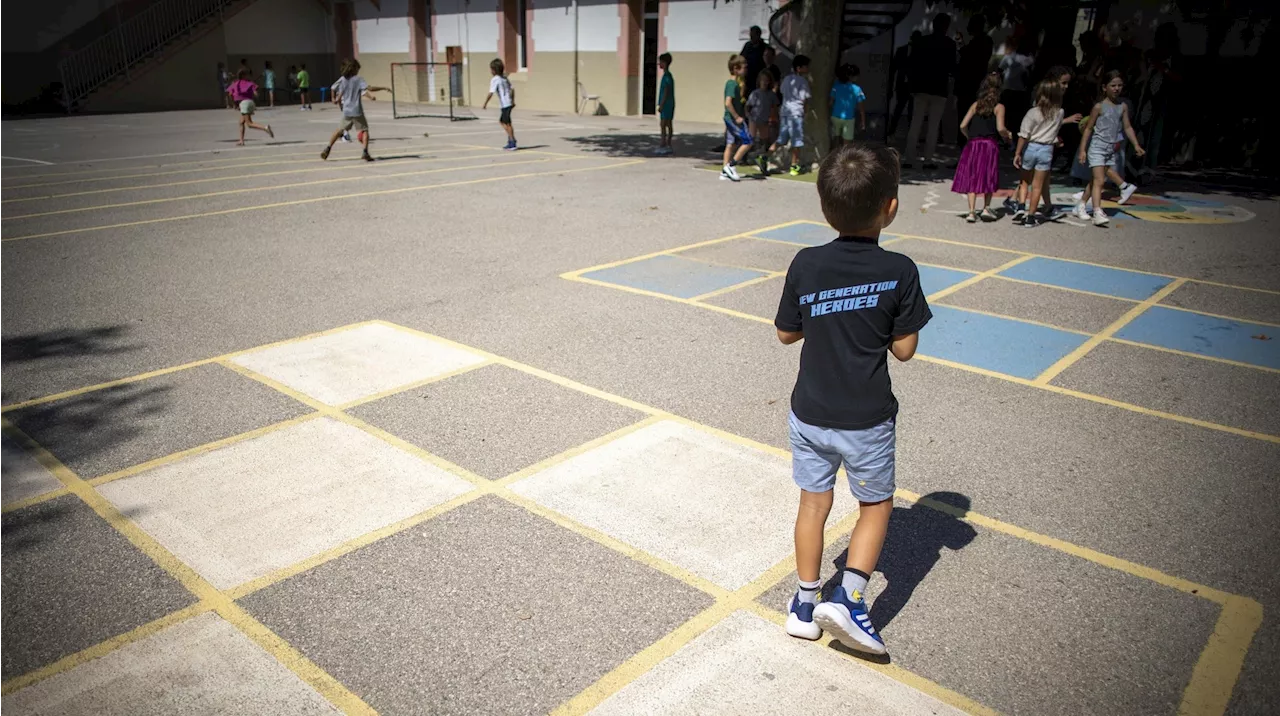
[655,53,675,155]
[768,54,811,176]
[720,55,752,181]
[774,143,932,655]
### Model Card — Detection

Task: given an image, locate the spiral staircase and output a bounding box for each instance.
[769,0,916,57]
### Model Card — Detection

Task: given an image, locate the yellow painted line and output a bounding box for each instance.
[926,254,1035,302]
[1179,596,1265,715]
[1,142,476,185]
[1,486,73,513]
[0,419,376,715]
[0,320,383,413]
[0,602,213,695]
[689,272,782,302]
[1,147,493,203]
[566,274,775,325]
[1106,337,1280,374]
[1034,278,1189,385]
[931,303,1095,336]
[6,154,580,220]
[897,488,1234,603]
[3,159,644,242]
[224,489,485,600]
[86,412,324,489]
[495,415,666,487]
[558,219,810,279]
[991,275,1142,303]
[1189,279,1280,297]
[335,359,495,410]
[0,142,461,196]
[1155,302,1280,329]
[745,603,1000,716]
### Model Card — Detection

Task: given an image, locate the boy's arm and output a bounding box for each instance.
[1121,103,1145,156]
[482,91,494,109]
[858,101,867,130]
[725,94,743,124]
[777,329,804,345]
[774,262,803,345]
[889,333,918,361]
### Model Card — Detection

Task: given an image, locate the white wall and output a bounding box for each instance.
[664,0,741,52]
[353,0,410,53]
[433,0,499,54]
[224,0,332,54]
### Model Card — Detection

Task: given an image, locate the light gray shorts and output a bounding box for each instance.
[1087,140,1118,168]
[788,411,896,503]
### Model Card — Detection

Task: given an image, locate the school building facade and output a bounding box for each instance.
[350,0,777,124]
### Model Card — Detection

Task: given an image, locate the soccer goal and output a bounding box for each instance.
[390,62,476,121]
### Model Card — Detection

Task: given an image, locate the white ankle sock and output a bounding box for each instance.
[796,578,821,604]
[841,569,869,596]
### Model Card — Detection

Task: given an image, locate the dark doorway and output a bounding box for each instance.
[641,0,660,115]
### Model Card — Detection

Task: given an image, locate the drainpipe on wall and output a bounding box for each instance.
[573,0,579,113]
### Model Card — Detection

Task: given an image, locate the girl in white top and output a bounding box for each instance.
[1011,80,1065,227]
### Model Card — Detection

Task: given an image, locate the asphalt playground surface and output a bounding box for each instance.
[1,102,1278,716]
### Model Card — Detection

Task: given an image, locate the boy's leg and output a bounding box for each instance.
[787,413,840,640]
[844,498,892,576]
[733,140,751,163]
[795,489,834,583]
[237,116,246,145]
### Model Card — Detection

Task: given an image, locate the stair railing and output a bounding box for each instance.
[58,0,235,110]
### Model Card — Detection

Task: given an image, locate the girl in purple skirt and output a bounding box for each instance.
[952,73,1011,222]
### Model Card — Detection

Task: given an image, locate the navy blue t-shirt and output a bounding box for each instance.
[775,236,932,430]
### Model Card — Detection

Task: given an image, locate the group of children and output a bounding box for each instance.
[952,66,1144,227]
[652,53,868,181]
[218,61,312,110]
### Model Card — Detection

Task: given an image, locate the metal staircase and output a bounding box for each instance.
[58,0,258,111]
[769,0,915,56]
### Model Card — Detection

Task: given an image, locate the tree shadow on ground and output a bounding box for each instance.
[820,491,977,655]
[2,326,170,521]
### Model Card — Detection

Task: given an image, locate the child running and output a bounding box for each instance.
[655,53,675,155]
[1012,79,1065,227]
[226,70,273,145]
[321,60,387,162]
[483,59,517,150]
[952,72,1011,222]
[829,64,867,150]
[721,54,753,181]
[769,54,811,176]
[1075,70,1145,227]
[775,142,931,655]
[747,70,779,174]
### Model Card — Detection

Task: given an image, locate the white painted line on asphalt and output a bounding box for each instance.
[1,155,54,165]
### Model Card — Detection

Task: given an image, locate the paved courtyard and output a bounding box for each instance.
[2,104,1277,715]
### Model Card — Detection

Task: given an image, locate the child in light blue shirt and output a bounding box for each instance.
[830,64,867,149]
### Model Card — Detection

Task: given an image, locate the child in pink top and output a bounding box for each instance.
[226,70,273,146]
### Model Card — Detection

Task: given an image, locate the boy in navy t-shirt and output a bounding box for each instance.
[774,143,931,655]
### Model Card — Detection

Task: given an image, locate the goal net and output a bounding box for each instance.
[390,62,477,121]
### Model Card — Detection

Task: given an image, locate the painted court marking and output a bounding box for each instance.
[561,220,1280,444]
[0,320,1263,716]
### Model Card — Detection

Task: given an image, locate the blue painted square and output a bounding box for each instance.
[999,257,1172,300]
[1115,306,1280,369]
[581,255,768,299]
[750,223,835,246]
[918,265,978,297]
[921,306,1089,379]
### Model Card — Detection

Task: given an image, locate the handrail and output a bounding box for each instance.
[58,0,236,110]
[768,0,802,56]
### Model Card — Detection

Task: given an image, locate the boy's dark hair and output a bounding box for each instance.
[265,60,273,68]
[490,58,505,75]
[817,143,900,234]
[343,59,360,78]
[658,52,672,65]
[792,54,810,70]
[847,63,860,78]
[835,65,850,83]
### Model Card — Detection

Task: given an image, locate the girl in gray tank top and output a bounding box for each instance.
[1076,71,1146,226]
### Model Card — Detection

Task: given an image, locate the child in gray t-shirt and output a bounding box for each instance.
[746,72,779,172]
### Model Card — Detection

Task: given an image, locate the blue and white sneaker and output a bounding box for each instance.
[503,140,517,151]
[812,586,886,655]
[1002,196,1020,215]
[785,592,822,640]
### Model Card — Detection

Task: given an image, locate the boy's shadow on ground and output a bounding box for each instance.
[820,492,977,661]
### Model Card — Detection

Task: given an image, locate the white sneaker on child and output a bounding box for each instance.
[1093,210,1110,227]
[1119,182,1137,204]
[721,164,740,182]
[1074,203,1091,221]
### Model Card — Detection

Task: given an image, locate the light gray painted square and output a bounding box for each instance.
[677,238,801,273]
[938,278,1134,333]
[702,276,785,321]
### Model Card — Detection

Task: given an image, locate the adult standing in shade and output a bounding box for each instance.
[955,15,993,148]
[903,13,957,168]
[740,25,768,99]
[999,34,1036,136]
[887,31,921,139]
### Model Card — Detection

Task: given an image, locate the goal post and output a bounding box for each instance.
[390,62,477,121]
